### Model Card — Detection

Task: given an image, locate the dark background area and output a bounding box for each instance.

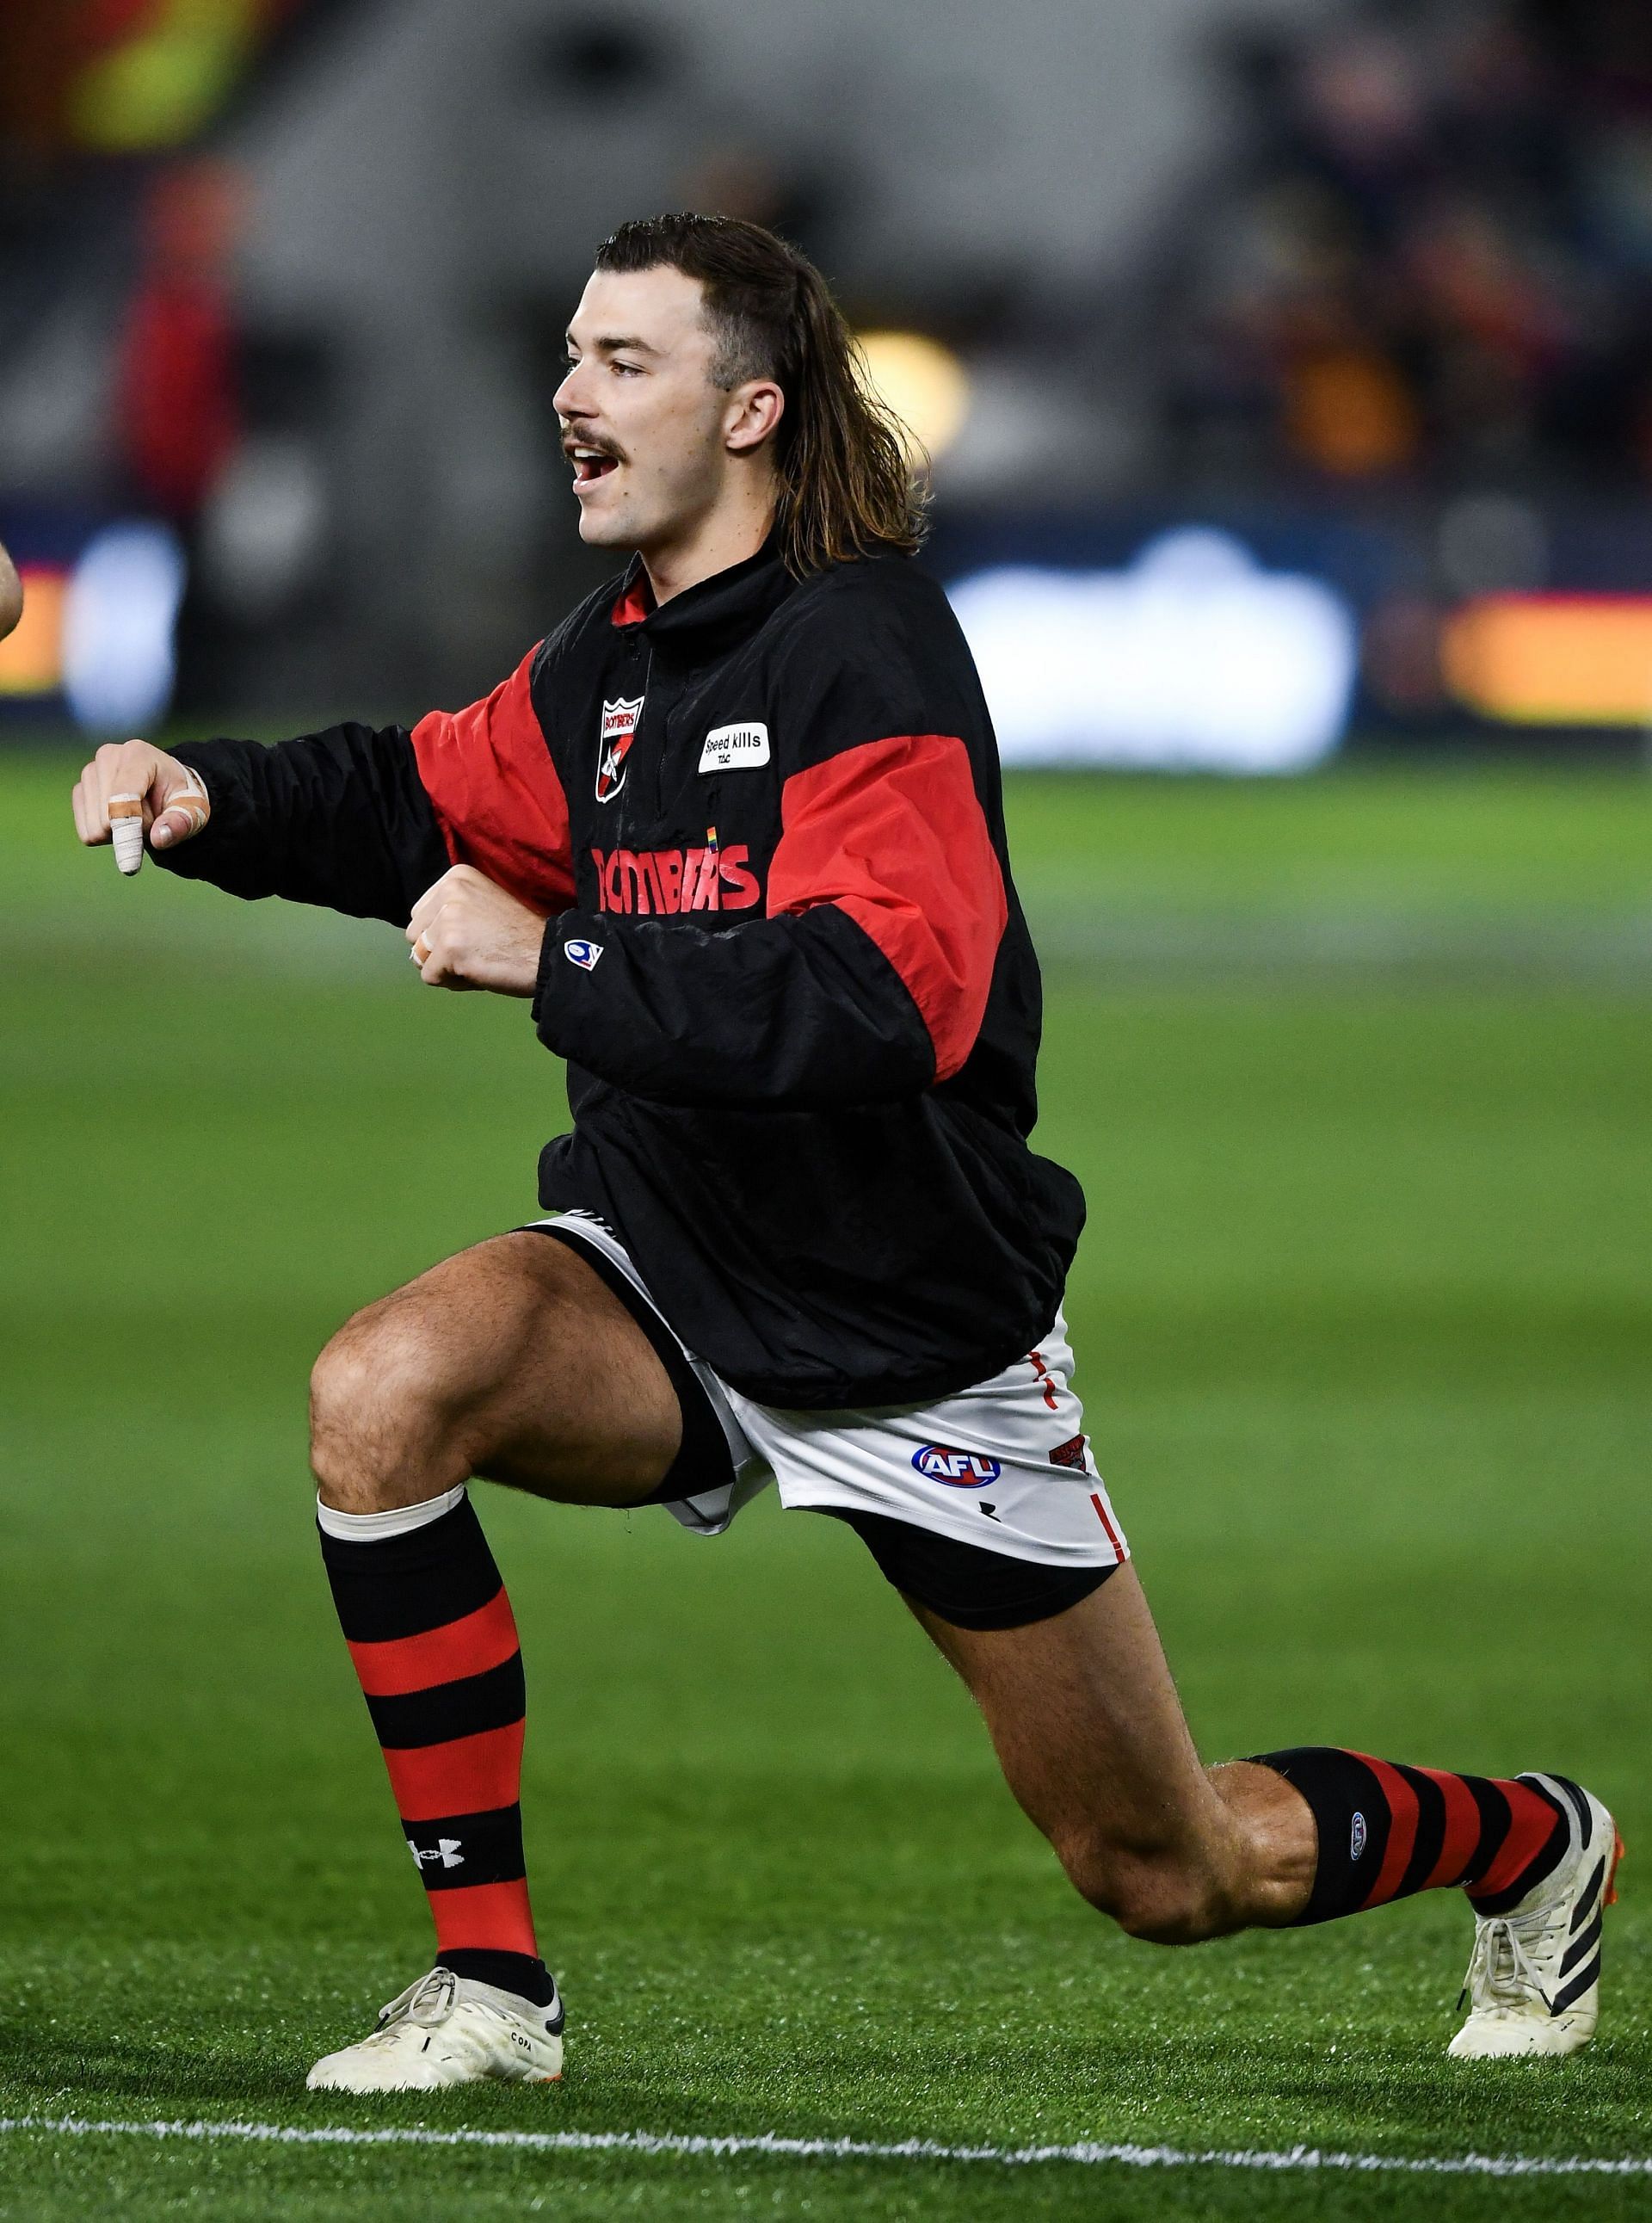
[3,0,1651,760]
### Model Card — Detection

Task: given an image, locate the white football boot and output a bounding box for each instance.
[1448,1774,1623,2059]
[306,1966,564,2091]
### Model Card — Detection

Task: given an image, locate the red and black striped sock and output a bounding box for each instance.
[1252,1747,1569,1925]
[317,1487,554,2006]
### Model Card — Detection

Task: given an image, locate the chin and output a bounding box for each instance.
[577,502,638,551]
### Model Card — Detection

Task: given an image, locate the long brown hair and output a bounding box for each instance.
[592,213,928,577]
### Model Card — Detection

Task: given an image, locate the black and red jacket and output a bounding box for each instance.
[160,540,1085,1407]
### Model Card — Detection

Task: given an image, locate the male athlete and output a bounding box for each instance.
[72,216,1618,2090]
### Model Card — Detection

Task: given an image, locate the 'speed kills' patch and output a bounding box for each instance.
[699,722,770,773]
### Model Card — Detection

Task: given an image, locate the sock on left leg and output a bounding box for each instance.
[1252,1747,1568,1925]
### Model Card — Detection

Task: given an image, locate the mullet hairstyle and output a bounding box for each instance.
[592,213,928,577]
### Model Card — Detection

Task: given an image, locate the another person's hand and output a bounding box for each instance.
[408,864,549,996]
[72,739,211,874]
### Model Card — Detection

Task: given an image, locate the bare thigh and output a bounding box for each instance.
[911,1566,1313,1938]
[309,1231,686,1514]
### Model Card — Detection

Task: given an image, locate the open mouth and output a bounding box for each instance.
[570,448,620,486]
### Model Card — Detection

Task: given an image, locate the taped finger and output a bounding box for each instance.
[108,793,146,876]
[157,766,210,842]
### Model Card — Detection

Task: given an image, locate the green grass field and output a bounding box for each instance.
[1,755,1648,2220]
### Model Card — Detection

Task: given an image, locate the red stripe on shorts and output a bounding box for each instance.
[1089,1492,1127,1560]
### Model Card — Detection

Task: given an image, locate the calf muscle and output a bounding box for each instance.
[310,1232,682,1513]
[912,1568,1316,1939]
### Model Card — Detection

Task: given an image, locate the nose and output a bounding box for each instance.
[553,365,591,423]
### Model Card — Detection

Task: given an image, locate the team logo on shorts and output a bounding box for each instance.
[596,695,644,802]
[1048,1433,1088,1471]
[912,1444,1002,1487]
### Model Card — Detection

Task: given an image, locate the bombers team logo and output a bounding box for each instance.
[596,695,644,802]
[912,1445,1003,1488]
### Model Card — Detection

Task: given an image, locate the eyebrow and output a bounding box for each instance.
[565,331,661,355]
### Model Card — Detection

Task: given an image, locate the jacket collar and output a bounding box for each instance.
[611,533,794,659]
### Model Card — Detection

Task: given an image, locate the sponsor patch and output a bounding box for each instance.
[1350,1812,1368,1862]
[564,937,604,972]
[699,721,770,773]
[1048,1433,1088,1472]
[596,695,644,802]
[912,1444,1003,1488]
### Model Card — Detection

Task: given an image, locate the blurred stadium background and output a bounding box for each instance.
[1,5,1649,2218]
[6,0,1652,757]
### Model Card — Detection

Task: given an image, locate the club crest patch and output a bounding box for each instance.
[596,695,644,802]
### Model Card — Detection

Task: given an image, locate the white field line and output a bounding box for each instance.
[2,2115,1649,2178]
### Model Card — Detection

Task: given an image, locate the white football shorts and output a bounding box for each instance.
[533,1211,1128,1573]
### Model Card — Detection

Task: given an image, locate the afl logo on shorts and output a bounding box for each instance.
[596,695,643,802]
[563,937,603,972]
[912,1445,1003,1488]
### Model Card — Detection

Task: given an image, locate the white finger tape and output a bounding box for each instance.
[167,769,210,837]
[109,794,145,877]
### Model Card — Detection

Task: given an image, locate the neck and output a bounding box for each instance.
[639,479,777,604]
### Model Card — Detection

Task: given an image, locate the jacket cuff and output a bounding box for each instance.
[147,740,249,880]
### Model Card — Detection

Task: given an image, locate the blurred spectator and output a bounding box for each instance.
[116,158,249,713]
[117,159,245,519]
[1157,0,1652,488]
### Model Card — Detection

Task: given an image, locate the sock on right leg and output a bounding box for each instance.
[1251,1746,1568,1925]
[317,1486,553,2005]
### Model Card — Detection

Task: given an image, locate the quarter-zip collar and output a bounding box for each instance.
[612,532,794,664]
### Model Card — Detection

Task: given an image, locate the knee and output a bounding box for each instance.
[1053,1825,1235,1946]
[309,1302,464,1499]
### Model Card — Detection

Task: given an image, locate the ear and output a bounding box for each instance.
[724,379,785,457]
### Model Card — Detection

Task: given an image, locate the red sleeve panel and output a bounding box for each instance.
[410,651,576,911]
[767,732,1007,1084]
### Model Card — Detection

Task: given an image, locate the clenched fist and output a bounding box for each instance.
[72,738,210,874]
[407,864,549,996]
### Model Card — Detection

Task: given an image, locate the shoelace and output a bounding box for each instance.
[375,1967,459,2033]
[1458,1912,1552,2016]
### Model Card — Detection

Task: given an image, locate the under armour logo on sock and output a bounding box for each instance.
[410,1837,465,1870]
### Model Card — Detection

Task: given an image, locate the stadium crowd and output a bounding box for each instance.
[1156,0,1652,486]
